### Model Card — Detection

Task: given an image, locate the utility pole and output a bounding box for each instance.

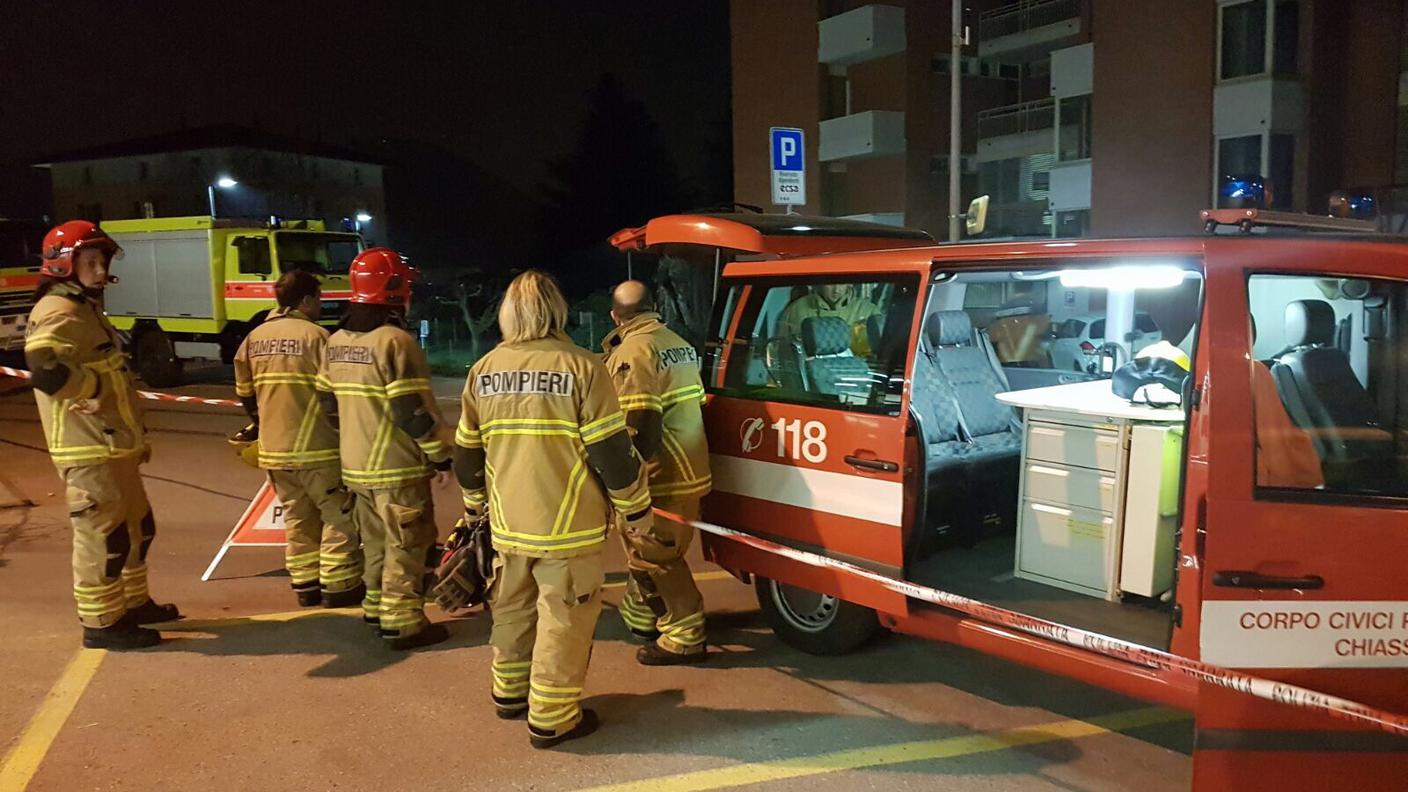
[948,0,964,243]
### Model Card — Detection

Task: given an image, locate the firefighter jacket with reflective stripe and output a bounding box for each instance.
[319,324,451,488]
[25,282,145,468]
[233,308,339,469]
[602,313,711,499]
[457,335,650,558]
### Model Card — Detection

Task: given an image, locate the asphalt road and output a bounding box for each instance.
[0,368,1193,791]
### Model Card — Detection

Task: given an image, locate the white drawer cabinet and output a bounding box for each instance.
[1017,500,1115,596]
[1006,398,1183,602]
[1022,462,1118,514]
[1025,420,1122,472]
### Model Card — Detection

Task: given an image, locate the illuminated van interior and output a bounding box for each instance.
[906,263,1203,650]
[715,260,1406,650]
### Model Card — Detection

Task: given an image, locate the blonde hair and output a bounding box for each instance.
[498,270,569,344]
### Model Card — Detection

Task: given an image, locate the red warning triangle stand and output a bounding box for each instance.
[201,481,286,581]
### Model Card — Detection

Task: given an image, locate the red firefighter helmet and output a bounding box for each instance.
[40,220,122,279]
[348,247,416,306]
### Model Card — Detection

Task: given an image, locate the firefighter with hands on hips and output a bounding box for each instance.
[453,270,653,748]
[233,270,362,609]
[317,248,454,650]
[602,280,711,664]
[25,221,179,649]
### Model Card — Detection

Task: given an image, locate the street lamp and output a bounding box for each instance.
[207,176,238,217]
[355,212,372,223]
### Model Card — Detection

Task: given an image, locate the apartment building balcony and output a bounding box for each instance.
[819,110,906,163]
[976,98,1054,162]
[978,0,1082,61]
[819,5,906,68]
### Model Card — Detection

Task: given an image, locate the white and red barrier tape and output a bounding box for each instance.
[664,513,1408,737]
[3,357,1402,735]
[0,366,242,408]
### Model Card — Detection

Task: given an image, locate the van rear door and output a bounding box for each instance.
[1195,244,1408,789]
[701,262,928,613]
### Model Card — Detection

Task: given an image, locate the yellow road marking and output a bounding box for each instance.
[0,608,351,791]
[574,706,1188,792]
[601,570,735,590]
[0,649,106,792]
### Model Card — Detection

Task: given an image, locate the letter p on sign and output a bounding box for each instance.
[770,127,806,207]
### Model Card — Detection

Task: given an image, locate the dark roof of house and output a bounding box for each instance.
[34,125,384,166]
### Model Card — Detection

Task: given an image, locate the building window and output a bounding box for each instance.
[1054,209,1090,238]
[1218,134,1262,189]
[1273,1,1299,75]
[1268,133,1294,209]
[822,168,849,217]
[980,158,1023,204]
[1217,133,1294,209]
[824,74,848,121]
[1221,0,1267,79]
[1057,94,1092,162]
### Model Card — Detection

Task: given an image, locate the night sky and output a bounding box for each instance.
[0,1,730,203]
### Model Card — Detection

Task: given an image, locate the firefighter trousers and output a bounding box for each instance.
[351,479,437,639]
[268,466,361,594]
[488,550,604,736]
[617,496,705,654]
[64,456,156,628]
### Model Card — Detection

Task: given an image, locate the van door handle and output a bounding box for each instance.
[1212,570,1325,590]
[844,455,898,473]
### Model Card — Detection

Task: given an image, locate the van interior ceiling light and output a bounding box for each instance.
[1059,265,1185,290]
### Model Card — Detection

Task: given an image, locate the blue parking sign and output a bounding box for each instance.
[769,127,805,207]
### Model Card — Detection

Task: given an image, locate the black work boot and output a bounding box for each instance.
[627,627,661,643]
[529,709,600,750]
[322,582,365,609]
[386,622,450,651]
[294,585,322,607]
[637,643,708,666]
[493,695,528,720]
[82,614,161,650]
[126,599,182,625]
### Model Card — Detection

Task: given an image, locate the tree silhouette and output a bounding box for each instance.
[539,74,692,296]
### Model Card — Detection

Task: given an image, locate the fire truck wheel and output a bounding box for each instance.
[755,577,879,656]
[132,327,184,388]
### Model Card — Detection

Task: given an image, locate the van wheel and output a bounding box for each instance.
[132,328,183,388]
[755,577,879,656]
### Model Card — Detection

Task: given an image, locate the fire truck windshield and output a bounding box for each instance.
[274,232,362,275]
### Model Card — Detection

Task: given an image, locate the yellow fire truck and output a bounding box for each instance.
[0,219,46,355]
[101,216,362,386]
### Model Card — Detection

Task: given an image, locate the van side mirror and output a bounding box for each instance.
[965,195,990,237]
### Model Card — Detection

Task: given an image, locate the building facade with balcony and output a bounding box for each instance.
[731,0,1406,240]
[36,126,388,243]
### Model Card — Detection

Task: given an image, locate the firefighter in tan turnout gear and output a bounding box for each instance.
[233,270,361,608]
[454,270,653,749]
[26,221,179,649]
[602,281,711,664]
[317,248,454,650]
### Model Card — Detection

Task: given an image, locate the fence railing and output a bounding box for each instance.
[977,98,1055,139]
[978,0,1080,41]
